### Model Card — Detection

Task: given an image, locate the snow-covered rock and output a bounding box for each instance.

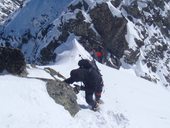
[0,0,24,25]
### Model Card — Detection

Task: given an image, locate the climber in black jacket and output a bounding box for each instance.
[64,59,103,111]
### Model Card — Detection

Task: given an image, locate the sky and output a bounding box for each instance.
[0,37,170,128]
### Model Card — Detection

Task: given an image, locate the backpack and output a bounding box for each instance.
[78,59,102,76]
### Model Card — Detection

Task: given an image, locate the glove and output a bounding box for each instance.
[73,85,81,94]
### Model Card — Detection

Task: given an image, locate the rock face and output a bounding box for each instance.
[38,2,127,66]
[37,0,170,86]
[0,47,26,75]
[46,79,80,116]
[89,3,128,59]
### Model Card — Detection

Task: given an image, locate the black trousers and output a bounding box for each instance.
[85,90,96,107]
[85,85,103,107]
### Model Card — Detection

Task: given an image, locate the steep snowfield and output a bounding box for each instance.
[3,0,73,36]
[0,38,170,128]
[0,75,73,128]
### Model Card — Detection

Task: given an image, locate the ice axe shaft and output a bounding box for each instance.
[44,67,66,81]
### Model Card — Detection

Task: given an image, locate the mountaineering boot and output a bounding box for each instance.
[96,99,104,104]
[92,102,99,111]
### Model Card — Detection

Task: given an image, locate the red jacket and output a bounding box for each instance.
[96,52,102,58]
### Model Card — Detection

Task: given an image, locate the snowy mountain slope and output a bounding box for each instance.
[0,75,73,128]
[29,0,170,87]
[0,0,24,25]
[45,0,170,87]
[0,0,170,87]
[0,38,170,128]
[2,0,73,36]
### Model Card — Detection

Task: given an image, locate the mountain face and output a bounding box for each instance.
[0,0,24,25]
[2,0,73,36]
[0,0,170,87]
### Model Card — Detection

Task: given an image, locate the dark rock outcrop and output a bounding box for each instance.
[111,0,122,8]
[123,49,140,65]
[89,3,128,59]
[39,9,100,64]
[0,47,26,75]
[122,1,142,19]
[46,79,80,116]
[39,2,128,68]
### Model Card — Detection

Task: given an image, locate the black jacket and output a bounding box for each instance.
[64,67,103,90]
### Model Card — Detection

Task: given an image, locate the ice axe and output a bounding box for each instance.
[43,67,82,93]
[44,67,66,80]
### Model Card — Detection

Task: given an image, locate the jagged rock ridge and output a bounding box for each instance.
[0,0,170,87]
